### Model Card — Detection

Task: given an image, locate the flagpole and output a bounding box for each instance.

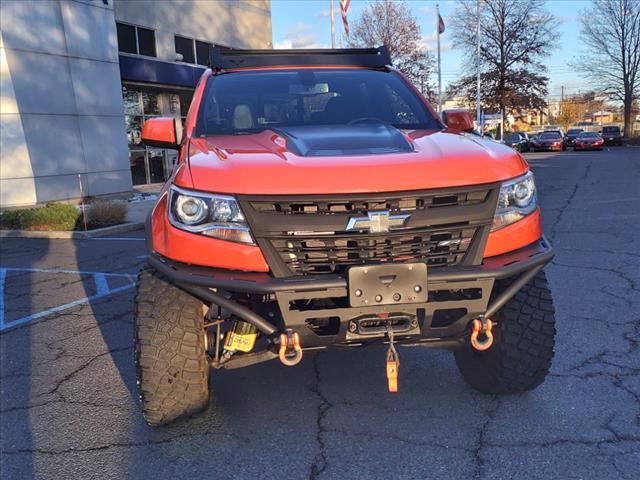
[476,0,482,134]
[436,4,442,113]
[330,0,335,48]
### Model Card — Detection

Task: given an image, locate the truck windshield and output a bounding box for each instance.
[195,69,441,135]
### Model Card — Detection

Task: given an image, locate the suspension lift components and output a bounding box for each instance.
[224,320,258,352]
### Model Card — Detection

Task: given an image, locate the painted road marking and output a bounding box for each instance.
[2,267,136,277]
[0,267,136,332]
[0,268,6,328]
[89,237,145,241]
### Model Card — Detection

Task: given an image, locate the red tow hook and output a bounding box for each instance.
[470,317,494,351]
[278,329,303,366]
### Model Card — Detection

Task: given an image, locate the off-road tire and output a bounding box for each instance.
[135,268,209,426]
[454,270,556,394]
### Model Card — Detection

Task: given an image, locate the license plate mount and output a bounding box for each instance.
[348,263,427,307]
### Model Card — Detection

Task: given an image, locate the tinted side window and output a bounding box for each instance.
[116,23,137,54]
[175,36,195,63]
[195,41,212,66]
[137,27,156,57]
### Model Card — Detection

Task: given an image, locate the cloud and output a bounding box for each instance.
[419,33,454,53]
[274,22,323,49]
[316,8,338,19]
[273,39,293,49]
[418,5,434,15]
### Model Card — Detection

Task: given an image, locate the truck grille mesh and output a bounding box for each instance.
[271,227,477,275]
[238,185,498,277]
[250,191,488,215]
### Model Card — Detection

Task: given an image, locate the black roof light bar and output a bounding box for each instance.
[209,45,391,70]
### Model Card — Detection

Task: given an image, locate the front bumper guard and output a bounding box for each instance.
[148,236,554,342]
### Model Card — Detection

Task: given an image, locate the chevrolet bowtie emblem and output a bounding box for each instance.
[346,211,411,234]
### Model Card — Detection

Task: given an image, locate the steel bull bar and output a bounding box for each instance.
[147,237,554,344]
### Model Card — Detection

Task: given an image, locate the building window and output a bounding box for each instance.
[116,23,136,54]
[195,40,212,66]
[137,27,156,57]
[174,35,212,66]
[122,85,193,185]
[175,36,195,63]
[116,22,156,57]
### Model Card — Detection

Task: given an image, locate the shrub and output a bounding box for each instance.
[86,200,128,229]
[0,204,81,231]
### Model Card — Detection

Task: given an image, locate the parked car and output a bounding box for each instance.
[544,127,565,137]
[601,125,623,146]
[531,131,565,151]
[135,45,556,426]
[574,131,604,150]
[505,132,530,152]
[564,128,584,147]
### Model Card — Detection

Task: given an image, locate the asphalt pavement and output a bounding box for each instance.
[1,147,639,480]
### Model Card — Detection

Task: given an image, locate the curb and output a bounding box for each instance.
[0,222,145,240]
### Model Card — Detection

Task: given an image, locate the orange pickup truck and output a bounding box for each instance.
[135,46,555,426]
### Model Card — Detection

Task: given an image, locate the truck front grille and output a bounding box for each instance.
[271,226,477,275]
[238,185,499,277]
[249,191,489,216]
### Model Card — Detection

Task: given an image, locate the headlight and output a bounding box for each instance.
[175,195,208,225]
[168,185,254,244]
[492,171,537,231]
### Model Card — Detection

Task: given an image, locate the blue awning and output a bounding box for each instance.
[119,55,206,88]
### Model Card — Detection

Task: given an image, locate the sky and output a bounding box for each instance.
[270,0,592,102]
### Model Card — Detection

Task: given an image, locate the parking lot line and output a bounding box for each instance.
[2,267,135,277]
[0,267,136,332]
[0,268,6,328]
[1,284,135,332]
[89,237,145,241]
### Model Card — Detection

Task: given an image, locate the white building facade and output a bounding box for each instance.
[1,0,272,207]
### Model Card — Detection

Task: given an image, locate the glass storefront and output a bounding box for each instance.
[122,84,193,185]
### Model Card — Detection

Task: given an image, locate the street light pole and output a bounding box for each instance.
[476,0,482,134]
[437,3,442,113]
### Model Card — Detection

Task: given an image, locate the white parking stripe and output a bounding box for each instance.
[0,284,134,331]
[0,268,6,328]
[89,237,145,241]
[0,267,136,332]
[3,267,134,278]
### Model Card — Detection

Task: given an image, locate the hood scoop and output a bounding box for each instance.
[273,124,414,157]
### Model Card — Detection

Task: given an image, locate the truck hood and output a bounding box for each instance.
[184,128,528,195]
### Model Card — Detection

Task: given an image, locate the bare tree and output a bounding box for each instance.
[575,0,640,137]
[448,0,559,131]
[349,0,434,96]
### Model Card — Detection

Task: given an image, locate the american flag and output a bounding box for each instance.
[340,0,350,37]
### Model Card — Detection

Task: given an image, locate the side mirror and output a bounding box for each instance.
[141,117,182,149]
[442,109,475,132]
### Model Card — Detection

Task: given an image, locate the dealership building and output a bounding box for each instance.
[0,0,272,207]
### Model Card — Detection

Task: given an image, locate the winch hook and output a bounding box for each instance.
[278,329,303,366]
[385,325,400,393]
[470,317,494,351]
